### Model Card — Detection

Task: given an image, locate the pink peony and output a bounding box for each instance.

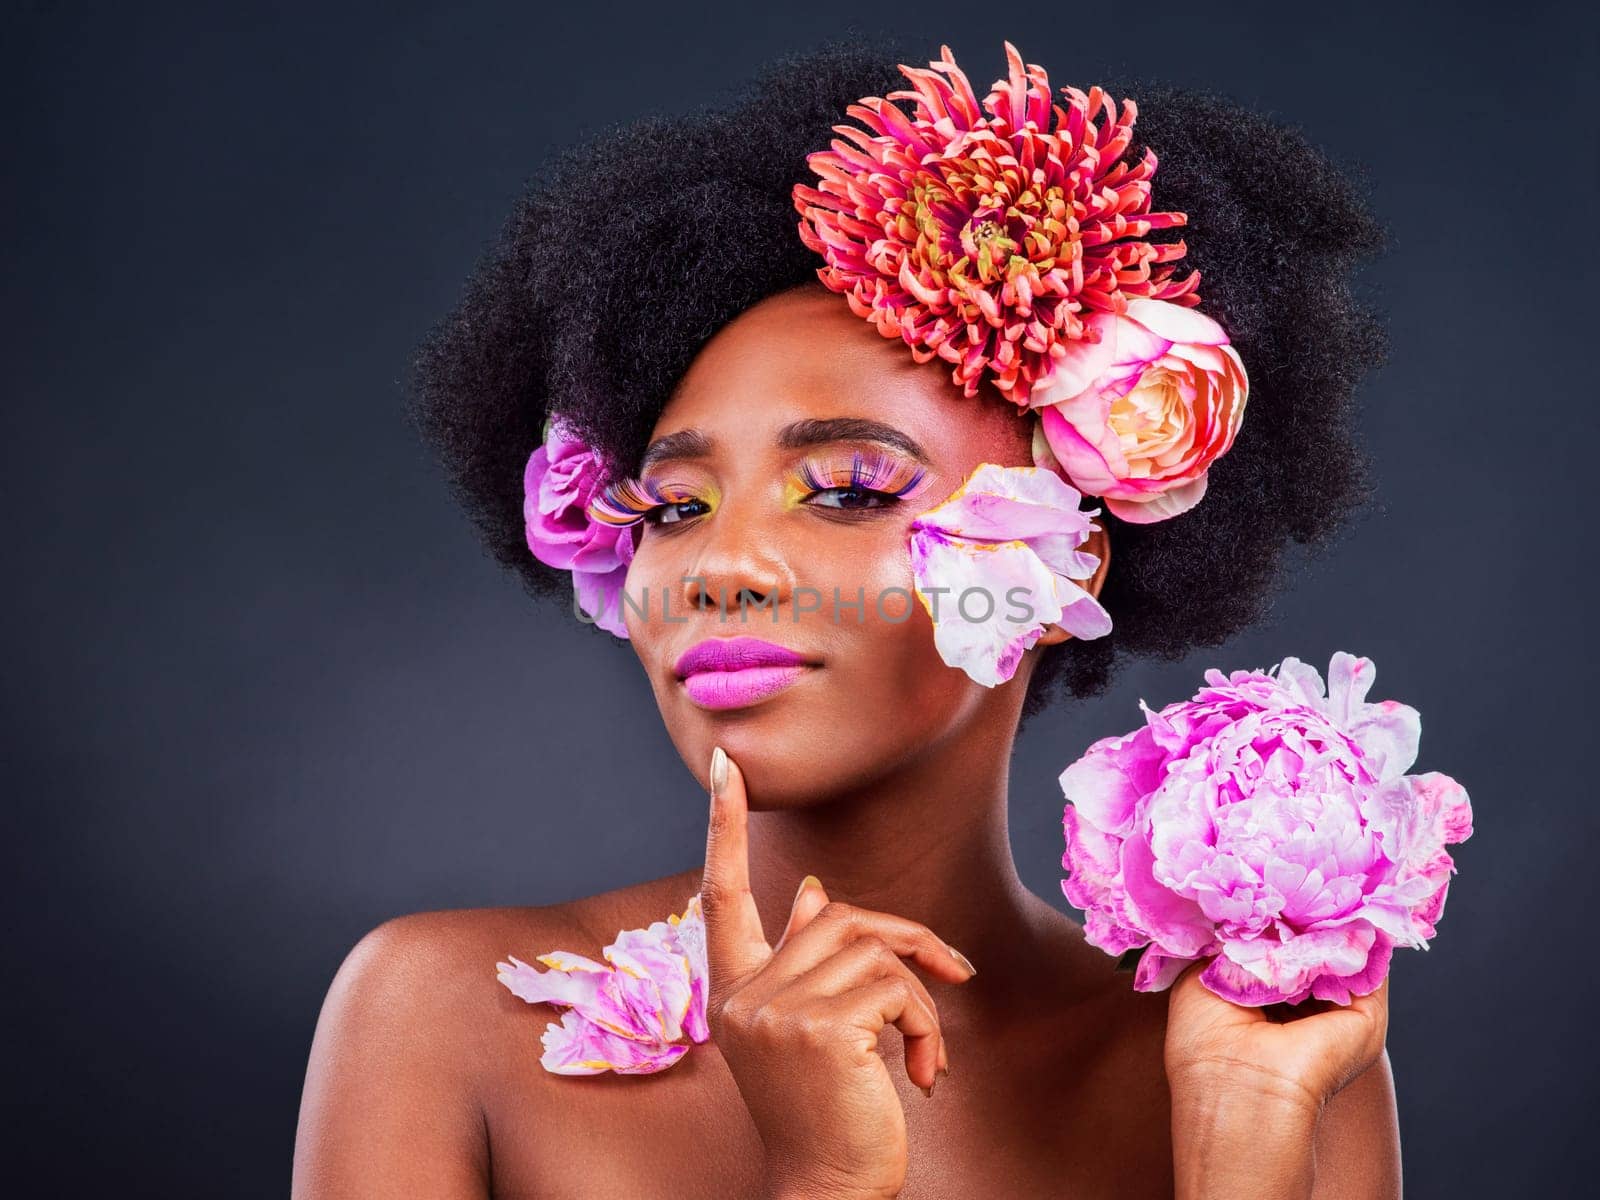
[496,893,709,1075]
[1030,298,1248,525]
[1060,652,1472,1006]
[522,417,636,638]
[793,42,1198,407]
[908,464,1111,687]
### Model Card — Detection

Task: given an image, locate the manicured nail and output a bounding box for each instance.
[948,945,977,975]
[920,1079,936,1098]
[710,746,729,798]
[795,873,821,902]
[937,1037,949,1076]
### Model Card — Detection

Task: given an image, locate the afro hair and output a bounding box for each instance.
[409,39,1387,722]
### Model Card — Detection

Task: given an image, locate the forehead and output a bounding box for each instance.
[653,285,1033,468]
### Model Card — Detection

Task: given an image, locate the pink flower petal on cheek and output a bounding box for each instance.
[907,464,1110,687]
[909,531,1057,687]
[923,464,1098,542]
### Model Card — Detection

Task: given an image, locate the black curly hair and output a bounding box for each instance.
[409,38,1387,723]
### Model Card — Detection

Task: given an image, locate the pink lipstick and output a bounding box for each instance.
[674,636,816,711]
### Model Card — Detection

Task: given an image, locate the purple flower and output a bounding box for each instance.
[496,894,710,1075]
[1060,651,1472,1006]
[522,418,635,637]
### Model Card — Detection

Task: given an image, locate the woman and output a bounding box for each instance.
[293,40,1399,1199]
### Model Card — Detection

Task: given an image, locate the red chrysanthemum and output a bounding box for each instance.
[793,42,1201,406]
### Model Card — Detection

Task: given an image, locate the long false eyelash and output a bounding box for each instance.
[591,450,926,526]
[589,476,698,526]
[795,449,929,499]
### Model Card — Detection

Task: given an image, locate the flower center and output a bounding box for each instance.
[961,211,1022,282]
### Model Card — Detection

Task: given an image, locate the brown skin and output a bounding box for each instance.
[292,285,1402,1199]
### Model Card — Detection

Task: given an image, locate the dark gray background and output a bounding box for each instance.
[7,1,1595,1195]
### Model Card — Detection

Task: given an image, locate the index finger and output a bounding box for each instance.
[700,746,771,996]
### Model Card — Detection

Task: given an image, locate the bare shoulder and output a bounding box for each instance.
[344,864,705,991]
[317,865,709,1076]
[293,867,709,1200]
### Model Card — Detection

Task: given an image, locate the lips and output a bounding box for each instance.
[674,636,810,677]
[674,636,816,711]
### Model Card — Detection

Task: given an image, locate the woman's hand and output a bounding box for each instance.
[699,746,975,1200]
[1165,964,1391,1200]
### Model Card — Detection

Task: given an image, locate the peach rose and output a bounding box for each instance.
[1029,298,1248,524]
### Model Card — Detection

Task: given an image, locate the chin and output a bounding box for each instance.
[659,682,858,807]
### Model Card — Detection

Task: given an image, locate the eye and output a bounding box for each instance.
[792,450,928,513]
[803,486,899,511]
[645,497,713,526]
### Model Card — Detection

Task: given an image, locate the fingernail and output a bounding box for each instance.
[921,1080,936,1098]
[937,1037,949,1076]
[948,945,977,975]
[710,746,728,798]
[795,873,821,902]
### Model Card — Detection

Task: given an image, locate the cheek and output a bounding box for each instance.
[790,523,975,713]
[619,535,684,648]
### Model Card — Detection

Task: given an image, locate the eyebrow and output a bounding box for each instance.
[639,417,930,471]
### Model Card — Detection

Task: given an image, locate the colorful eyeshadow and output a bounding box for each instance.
[589,476,710,526]
[792,449,929,502]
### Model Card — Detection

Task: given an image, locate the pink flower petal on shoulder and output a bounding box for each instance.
[496,893,709,1076]
[538,1009,691,1076]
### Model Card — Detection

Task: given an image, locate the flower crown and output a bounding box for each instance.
[521,43,1251,686]
[793,41,1248,525]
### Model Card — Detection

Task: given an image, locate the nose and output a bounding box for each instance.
[678,504,794,620]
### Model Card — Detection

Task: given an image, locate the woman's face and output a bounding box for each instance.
[620,284,1107,807]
